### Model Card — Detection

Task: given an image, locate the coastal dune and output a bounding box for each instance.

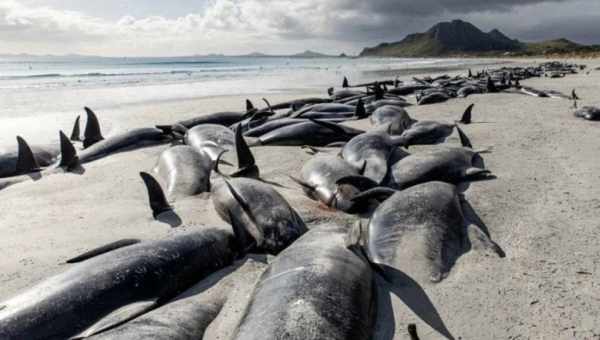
[1,60,599,339]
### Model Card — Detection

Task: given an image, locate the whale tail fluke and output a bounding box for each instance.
[70,115,81,142]
[83,107,104,148]
[139,172,173,219]
[15,136,40,174]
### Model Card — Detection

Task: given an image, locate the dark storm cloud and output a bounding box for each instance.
[294,0,599,46]
[514,15,600,44]
[335,0,568,17]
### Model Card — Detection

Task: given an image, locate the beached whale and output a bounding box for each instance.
[254,119,363,147]
[0,137,60,178]
[290,155,376,212]
[341,131,409,184]
[393,105,474,147]
[211,176,307,255]
[0,228,238,340]
[78,127,170,163]
[181,124,235,161]
[231,226,376,340]
[0,132,80,191]
[370,105,415,127]
[174,99,255,128]
[86,259,266,340]
[352,181,503,283]
[574,106,600,121]
[153,145,213,200]
[243,117,348,137]
[386,146,492,190]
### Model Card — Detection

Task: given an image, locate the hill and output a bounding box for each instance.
[360,20,600,57]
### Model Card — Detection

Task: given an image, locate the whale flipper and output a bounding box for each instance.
[336,175,379,192]
[70,115,81,142]
[139,172,172,219]
[83,107,104,148]
[71,300,158,339]
[15,136,40,174]
[223,179,263,247]
[66,239,141,263]
[459,104,474,124]
[59,131,80,169]
[308,119,351,135]
[350,187,396,206]
[289,175,316,192]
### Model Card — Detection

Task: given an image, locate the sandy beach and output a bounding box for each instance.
[1,58,599,339]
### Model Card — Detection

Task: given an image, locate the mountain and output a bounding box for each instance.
[360,20,522,57]
[290,50,334,58]
[238,50,337,58]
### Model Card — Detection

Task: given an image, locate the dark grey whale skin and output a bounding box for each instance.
[0,144,59,178]
[211,177,307,255]
[257,121,363,146]
[178,111,246,128]
[0,229,236,340]
[232,226,376,340]
[387,146,487,190]
[78,127,169,163]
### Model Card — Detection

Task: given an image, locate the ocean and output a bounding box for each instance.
[0,55,493,146]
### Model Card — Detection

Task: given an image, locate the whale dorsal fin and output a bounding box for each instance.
[246,99,255,112]
[139,172,172,219]
[15,136,40,174]
[459,104,474,124]
[59,131,80,169]
[231,125,258,178]
[355,99,367,119]
[70,115,81,142]
[342,77,349,88]
[455,124,473,148]
[65,239,141,263]
[83,107,104,148]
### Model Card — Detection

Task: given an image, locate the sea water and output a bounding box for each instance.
[0,55,491,146]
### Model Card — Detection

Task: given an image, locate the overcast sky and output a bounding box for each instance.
[1,0,599,56]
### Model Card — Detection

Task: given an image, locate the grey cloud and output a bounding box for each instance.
[513,15,600,44]
[335,0,567,16]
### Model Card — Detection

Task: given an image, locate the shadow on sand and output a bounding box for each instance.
[375,265,456,340]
